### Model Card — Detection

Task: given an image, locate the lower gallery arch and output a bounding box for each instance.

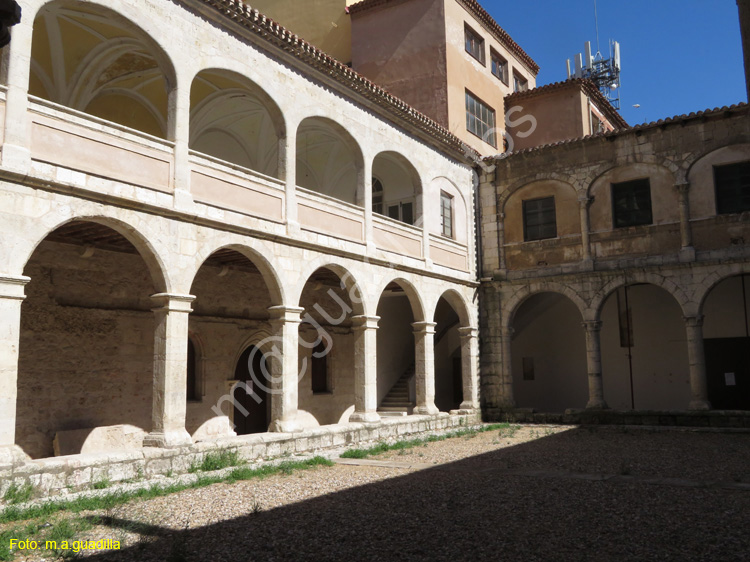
[433,295,463,412]
[375,281,418,415]
[600,283,690,410]
[16,220,162,459]
[187,248,278,439]
[297,266,362,425]
[701,274,750,410]
[510,292,587,413]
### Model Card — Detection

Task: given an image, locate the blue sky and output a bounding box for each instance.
[484,0,747,126]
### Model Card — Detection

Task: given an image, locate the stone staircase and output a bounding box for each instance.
[378,365,415,417]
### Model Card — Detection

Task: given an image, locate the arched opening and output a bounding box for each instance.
[189,70,284,178]
[17,220,163,459]
[30,2,172,137]
[510,292,587,413]
[433,296,462,412]
[296,117,362,205]
[297,266,362,425]
[375,281,421,416]
[702,274,750,410]
[372,151,422,226]
[600,284,690,410]
[187,248,281,439]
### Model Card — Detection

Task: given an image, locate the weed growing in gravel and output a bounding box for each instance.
[498,425,521,439]
[189,449,242,473]
[3,483,35,505]
[92,477,111,490]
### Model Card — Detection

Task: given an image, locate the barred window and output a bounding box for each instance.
[612,179,652,228]
[714,161,750,215]
[491,49,508,84]
[465,90,496,147]
[464,25,484,64]
[523,196,556,241]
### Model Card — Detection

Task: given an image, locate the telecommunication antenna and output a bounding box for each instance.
[565,1,622,110]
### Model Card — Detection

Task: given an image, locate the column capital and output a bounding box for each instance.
[582,320,603,332]
[150,293,195,313]
[352,315,380,330]
[674,181,691,194]
[268,305,305,324]
[684,315,704,328]
[458,326,479,339]
[0,275,30,300]
[412,321,437,334]
[578,196,593,209]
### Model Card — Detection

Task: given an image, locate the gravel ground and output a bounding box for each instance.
[4,424,750,561]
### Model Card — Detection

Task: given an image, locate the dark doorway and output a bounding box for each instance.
[705,337,750,410]
[233,345,270,434]
[452,355,463,410]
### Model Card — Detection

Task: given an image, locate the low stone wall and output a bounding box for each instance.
[484,408,750,428]
[0,412,481,501]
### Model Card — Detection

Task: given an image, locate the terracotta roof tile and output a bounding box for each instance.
[348,0,539,74]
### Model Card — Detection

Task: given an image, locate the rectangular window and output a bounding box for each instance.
[612,178,653,228]
[714,161,750,214]
[491,49,508,84]
[522,196,556,241]
[311,341,329,394]
[464,24,485,64]
[440,191,453,238]
[513,72,528,93]
[465,90,497,147]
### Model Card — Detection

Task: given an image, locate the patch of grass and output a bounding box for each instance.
[340,423,512,459]
[188,450,242,473]
[92,477,111,490]
[3,483,34,505]
[498,425,521,439]
[0,457,332,526]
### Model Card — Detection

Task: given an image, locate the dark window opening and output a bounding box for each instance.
[491,49,508,84]
[612,178,652,228]
[464,25,485,64]
[441,191,454,238]
[372,177,384,215]
[715,161,750,215]
[522,196,556,241]
[311,341,329,394]
[187,338,199,401]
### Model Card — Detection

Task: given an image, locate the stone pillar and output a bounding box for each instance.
[0,275,30,463]
[685,315,711,410]
[361,158,376,252]
[1,16,34,172]
[167,74,193,209]
[457,326,480,411]
[579,196,594,269]
[498,325,516,408]
[413,321,439,415]
[582,321,608,409]
[268,305,305,432]
[283,131,299,236]
[675,182,695,262]
[479,284,506,409]
[144,293,195,448]
[350,315,381,422]
[496,212,507,274]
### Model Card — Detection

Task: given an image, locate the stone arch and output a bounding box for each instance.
[21,215,170,294]
[592,273,691,319]
[503,282,588,328]
[375,277,426,323]
[293,259,367,317]
[500,174,578,209]
[695,262,750,317]
[427,175,470,243]
[372,150,423,224]
[186,243,285,308]
[685,142,750,220]
[686,142,750,181]
[583,158,679,197]
[432,288,472,328]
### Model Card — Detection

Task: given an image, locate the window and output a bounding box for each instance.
[513,72,528,93]
[440,191,453,238]
[372,177,384,215]
[187,338,199,401]
[714,161,750,214]
[311,341,329,394]
[522,196,556,241]
[490,49,508,84]
[612,179,653,228]
[464,24,485,64]
[465,90,497,147]
[387,201,414,225]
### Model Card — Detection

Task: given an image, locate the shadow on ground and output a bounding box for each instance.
[87,427,750,561]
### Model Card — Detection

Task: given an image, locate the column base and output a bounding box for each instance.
[689,399,711,411]
[143,429,192,449]
[286,220,301,237]
[0,445,30,465]
[414,404,439,415]
[173,189,195,212]
[458,400,480,411]
[269,417,305,433]
[349,411,381,423]
[586,398,609,410]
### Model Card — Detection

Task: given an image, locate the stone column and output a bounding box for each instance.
[413,321,439,415]
[283,132,299,236]
[167,74,193,209]
[350,315,381,422]
[582,321,608,409]
[579,196,594,269]
[144,293,195,448]
[268,305,305,432]
[361,158,376,252]
[498,325,516,408]
[685,315,711,410]
[675,182,695,262]
[457,327,480,411]
[1,17,34,172]
[0,275,30,463]
[496,212,507,274]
